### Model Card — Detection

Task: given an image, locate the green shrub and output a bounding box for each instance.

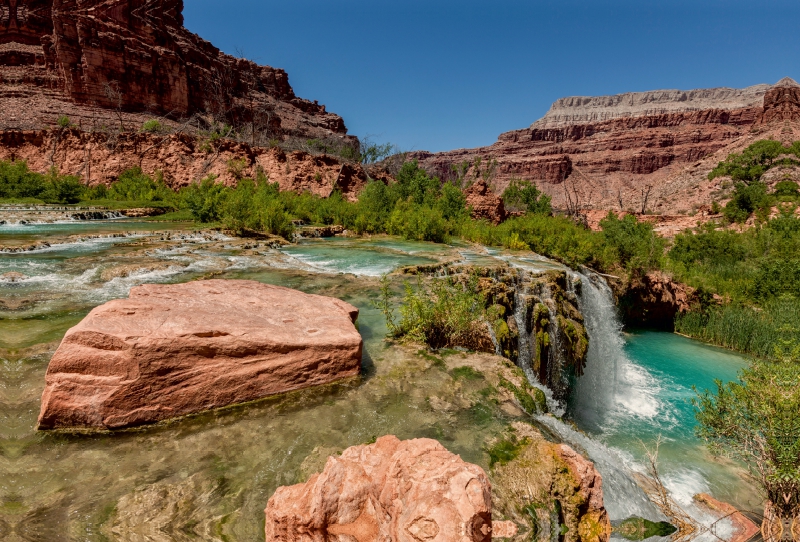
[41,172,84,204]
[775,180,800,199]
[181,176,229,223]
[0,161,88,204]
[502,178,552,215]
[723,182,770,223]
[141,119,164,134]
[107,167,171,202]
[388,201,448,243]
[57,115,71,128]
[708,140,791,183]
[387,275,488,349]
[599,212,664,273]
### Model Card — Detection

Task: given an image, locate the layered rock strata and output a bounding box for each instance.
[0,0,348,140]
[264,435,493,542]
[37,279,363,429]
[415,78,800,215]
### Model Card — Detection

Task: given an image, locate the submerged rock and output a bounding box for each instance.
[37,279,362,429]
[264,435,493,542]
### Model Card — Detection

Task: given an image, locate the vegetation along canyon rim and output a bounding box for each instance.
[1,1,799,541]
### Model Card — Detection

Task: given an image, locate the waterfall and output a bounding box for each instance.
[563,269,667,521]
[571,270,662,434]
[539,281,568,398]
[513,281,535,384]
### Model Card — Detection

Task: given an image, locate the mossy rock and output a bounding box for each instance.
[613,517,677,540]
[490,422,610,542]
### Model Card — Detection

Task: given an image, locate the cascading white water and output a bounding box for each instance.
[485,320,503,357]
[547,269,669,521]
[513,275,535,383]
[571,270,663,436]
[539,281,569,397]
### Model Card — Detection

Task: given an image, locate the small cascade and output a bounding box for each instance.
[485,320,502,357]
[538,281,569,398]
[536,414,666,522]
[512,274,536,384]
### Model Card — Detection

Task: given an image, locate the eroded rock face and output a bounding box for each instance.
[464,180,507,224]
[37,279,363,429]
[264,435,493,542]
[416,79,800,215]
[617,271,696,329]
[0,130,372,198]
[0,0,348,140]
[491,423,611,542]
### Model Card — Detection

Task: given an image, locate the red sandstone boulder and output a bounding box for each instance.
[37,280,362,430]
[264,435,493,542]
[465,180,507,224]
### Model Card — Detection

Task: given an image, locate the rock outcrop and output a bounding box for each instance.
[464,180,507,224]
[0,129,372,197]
[0,0,349,140]
[617,271,696,329]
[415,78,800,215]
[693,494,759,542]
[490,423,611,542]
[264,435,493,542]
[533,84,770,129]
[37,279,363,429]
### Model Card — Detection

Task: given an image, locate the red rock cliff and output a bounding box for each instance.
[0,0,348,140]
[415,78,800,215]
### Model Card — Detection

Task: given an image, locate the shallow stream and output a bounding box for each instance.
[0,219,759,540]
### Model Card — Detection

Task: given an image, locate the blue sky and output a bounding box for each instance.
[184,0,800,153]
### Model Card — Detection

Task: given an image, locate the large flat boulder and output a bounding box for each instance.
[37,280,362,430]
[264,435,493,542]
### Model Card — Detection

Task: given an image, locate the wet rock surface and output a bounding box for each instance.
[264,435,493,542]
[489,422,611,542]
[37,279,363,429]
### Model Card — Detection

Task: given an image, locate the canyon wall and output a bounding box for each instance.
[415,78,800,215]
[0,0,349,140]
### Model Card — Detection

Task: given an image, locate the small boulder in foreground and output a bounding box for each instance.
[264,435,493,542]
[38,280,362,430]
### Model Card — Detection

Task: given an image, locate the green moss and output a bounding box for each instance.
[498,377,546,415]
[486,435,530,467]
[450,366,484,380]
[614,517,677,540]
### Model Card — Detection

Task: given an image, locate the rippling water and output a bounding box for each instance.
[0,220,759,540]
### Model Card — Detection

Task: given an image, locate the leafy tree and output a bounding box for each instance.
[391,160,440,206]
[437,182,469,222]
[709,140,790,183]
[695,359,800,518]
[502,178,552,215]
[723,181,770,223]
[599,213,664,273]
